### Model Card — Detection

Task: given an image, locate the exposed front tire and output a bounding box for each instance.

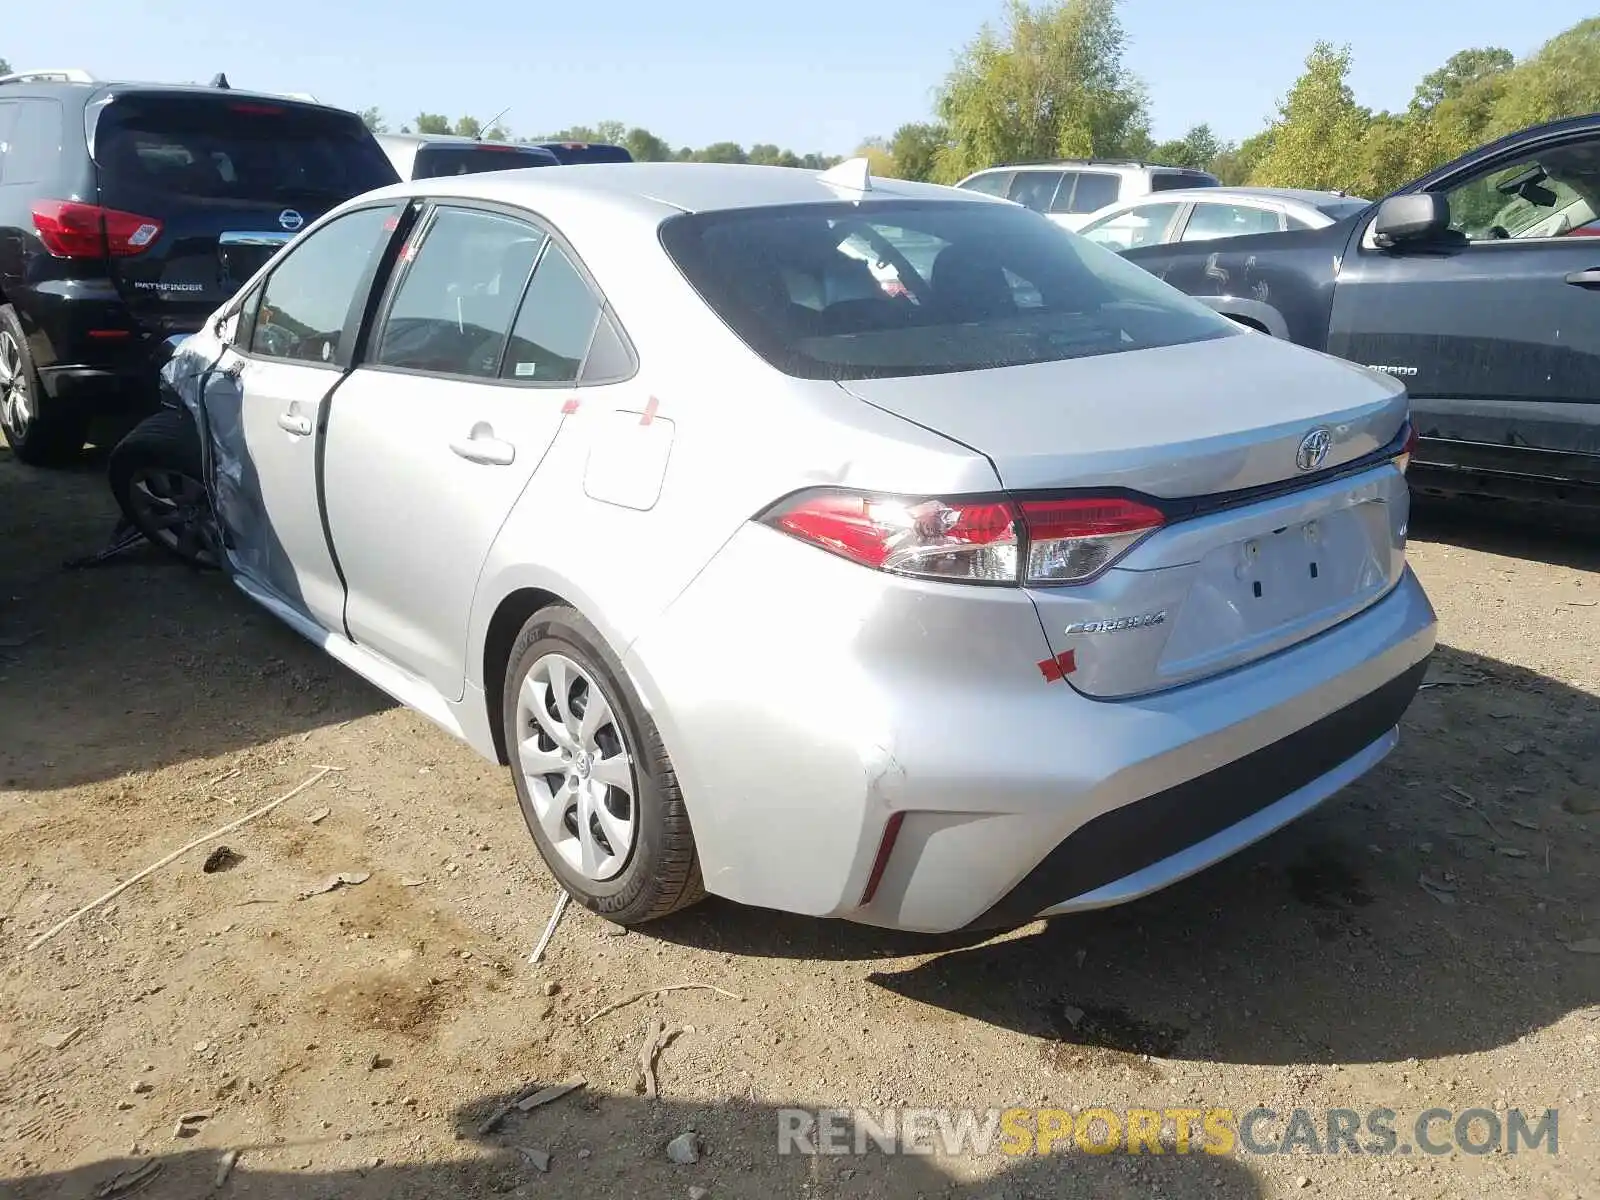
[108,407,222,569]
[502,605,704,925]
[0,304,90,466]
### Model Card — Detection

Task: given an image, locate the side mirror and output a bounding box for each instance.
[1372,193,1449,248]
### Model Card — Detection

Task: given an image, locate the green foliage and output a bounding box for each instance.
[932,0,1150,183]
[1248,42,1371,191]
[0,57,11,76]
[414,113,451,135]
[358,107,387,134]
[1150,123,1221,170]
[624,128,674,161]
[695,142,749,164]
[1411,47,1515,112]
[889,122,949,181]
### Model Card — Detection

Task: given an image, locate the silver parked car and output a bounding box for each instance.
[1078,187,1374,252]
[119,160,1436,933]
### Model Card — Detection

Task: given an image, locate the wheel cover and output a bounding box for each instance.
[127,466,223,567]
[0,331,31,439]
[515,651,638,882]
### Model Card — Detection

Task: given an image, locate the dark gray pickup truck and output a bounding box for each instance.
[1119,113,1600,508]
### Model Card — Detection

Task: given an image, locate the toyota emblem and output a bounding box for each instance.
[1295,427,1333,472]
[278,209,305,232]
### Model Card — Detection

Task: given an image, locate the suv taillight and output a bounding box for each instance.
[32,201,163,259]
[762,490,1164,586]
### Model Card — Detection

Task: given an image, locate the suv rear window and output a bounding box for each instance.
[539,143,633,164]
[414,144,556,179]
[92,95,397,203]
[659,200,1235,380]
[1149,171,1219,192]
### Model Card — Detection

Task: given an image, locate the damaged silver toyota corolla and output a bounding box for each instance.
[108,159,1437,933]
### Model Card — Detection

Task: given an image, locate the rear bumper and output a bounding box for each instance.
[625,521,1437,933]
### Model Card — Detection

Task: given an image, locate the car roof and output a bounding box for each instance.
[366,161,992,219]
[1120,186,1367,206]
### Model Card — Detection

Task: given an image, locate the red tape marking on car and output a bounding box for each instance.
[639,397,659,426]
[561,398,580,414]
[1037,649,1077,682]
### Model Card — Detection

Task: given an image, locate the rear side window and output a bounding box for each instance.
[1180,202,1283,242]
[501,245,602,383]
[414,145,557,179]
[1007,171,1063,213]
[1063,171,1120,214]
[0,99,64,186]
[375,208,545,378]
[251,205,396,363]
[540,143,633,164]
[93,95,398,204]
[659,199,1235,380]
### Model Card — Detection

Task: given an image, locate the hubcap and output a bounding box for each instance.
[515,652,637,882]
[127,467,222,567]
[0,331,31,438]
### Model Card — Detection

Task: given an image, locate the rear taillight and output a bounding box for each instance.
[1394,422,1418,474]
[763,490,1164,586]
[32,201,162,259]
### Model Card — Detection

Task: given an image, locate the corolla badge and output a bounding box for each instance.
[1295,426,1333,472]
[278,209,305,232]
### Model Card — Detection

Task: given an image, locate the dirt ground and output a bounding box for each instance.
[2,444,1597,1200]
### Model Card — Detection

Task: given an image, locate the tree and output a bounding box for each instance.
[1150,123,1221,170]
[358,107,388,134]
[624,127,674,161]
[854,137,899,178]
[0,57,11,76]
[889,122,949,181]
[452,116,482,139]
[1411,47,1514,112]
[1248,41,1371,191]
[933,0,1151,183]
[695,141,748,164]
[414,113,451,135]
[1487,18,1600,138]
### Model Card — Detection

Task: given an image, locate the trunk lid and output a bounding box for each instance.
[841,333,1412,698]
[91,91,399,335]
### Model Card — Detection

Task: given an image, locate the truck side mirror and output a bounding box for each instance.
[1372,194,1450,248]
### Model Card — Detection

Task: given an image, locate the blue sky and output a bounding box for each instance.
[6,1,1596,153]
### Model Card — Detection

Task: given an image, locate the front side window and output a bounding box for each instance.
[1180,202,1283,242]
[374,207,545,378]
[250,205,395,363]
[1442,138,1600,241]
[660,199,1236,380]
[1079,201,1182,251]
[958,171,1012,198]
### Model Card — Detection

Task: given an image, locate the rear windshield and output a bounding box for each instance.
[1314,197,1372,219]
[1149,171,1219,192]
[658,200,1236,380]
[414,144,556,179]
[540,143,633,164]
[93,95,398,203]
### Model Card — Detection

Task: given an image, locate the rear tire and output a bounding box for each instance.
[108,408,222,569]
[0,304,89,466]
[502,605,704,925]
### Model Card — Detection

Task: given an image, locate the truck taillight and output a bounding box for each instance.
[1394,422,1418,474]
[32,201,163,259]
[762,491,1164,586]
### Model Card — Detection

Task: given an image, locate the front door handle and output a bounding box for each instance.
[450,422,516,466]
[1564,268,1600,287]
[276,411,313,436]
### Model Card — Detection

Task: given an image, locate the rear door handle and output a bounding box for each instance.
[1564,268,1600,287]
[450,423,516,466]
[276,412,313,436]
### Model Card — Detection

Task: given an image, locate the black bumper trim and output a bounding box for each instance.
[965,655,1431,931]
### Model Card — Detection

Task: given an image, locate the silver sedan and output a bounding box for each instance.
[122,160,1436,933]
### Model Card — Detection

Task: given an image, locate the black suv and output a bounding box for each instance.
[0,69,399,465]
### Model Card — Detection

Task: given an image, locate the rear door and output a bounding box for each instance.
[322,203,619,699]
[90,92,399,337]
[1328,126,1600,476]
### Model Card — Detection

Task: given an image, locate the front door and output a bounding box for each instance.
[1327,128,1600,476]
[323,203,607,699]
[227,202,400,625]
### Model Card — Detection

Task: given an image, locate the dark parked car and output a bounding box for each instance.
[1115,113,1600,508]
[0,67,399,464]
[376,133,560,180]
[534,141,634,165]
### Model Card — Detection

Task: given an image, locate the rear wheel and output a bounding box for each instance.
[0,305,89,466]
[108,408,222,569]
[502,606,703,925]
